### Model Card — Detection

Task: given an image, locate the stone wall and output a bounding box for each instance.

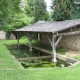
[0,31,16,40]
[0,31,6,39]
[58,34,80,51]
[10,33,16,40]
[58,26,80,51]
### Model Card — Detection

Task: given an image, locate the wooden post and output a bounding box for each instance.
[38,33,40,41]
[52,34,57,62]
[47,33,57,62]
[17,32,19,53]
[28,33,32,56]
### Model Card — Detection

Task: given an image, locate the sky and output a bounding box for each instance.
[45,0,52,11]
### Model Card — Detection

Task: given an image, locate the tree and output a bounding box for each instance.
[33,0,49,22]
[72,0,80,19]
[51,0,75,21]
[0,0,33,32]
[25,0,34,17]
[0,0,20,25]
[3,12,33,33]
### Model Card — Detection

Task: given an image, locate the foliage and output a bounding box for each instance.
[25,0,34,17]
[51,0,75,21]
[0,0,50,32]
[3,13,33,32]
[33,0,49,22]
[72,2,80,19]
[74,0,80,2]
[72,10,80,19]
[0,0,20,25]
[21,60,54,68]
[0,0,34,33]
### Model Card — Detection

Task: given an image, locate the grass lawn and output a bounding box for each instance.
[0,39,80,80]
[73,56,80,61]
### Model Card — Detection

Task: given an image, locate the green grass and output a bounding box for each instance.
[0,42,23,70]
[0,39,80,80]
[73,56,80,61]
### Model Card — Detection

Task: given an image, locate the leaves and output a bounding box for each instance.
[0,0,34,32]
[0,0,21,25]
[4,13,33,32]
[33,0,49,22]
[25,0,34,17]
[52,0,75,21]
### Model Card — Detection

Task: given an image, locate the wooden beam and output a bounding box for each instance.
[47,34,52,47]
[52,35,57,62]
[55,30,80,37]
[55,36,62,47]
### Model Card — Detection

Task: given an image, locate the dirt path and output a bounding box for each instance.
[65,51,80,57]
